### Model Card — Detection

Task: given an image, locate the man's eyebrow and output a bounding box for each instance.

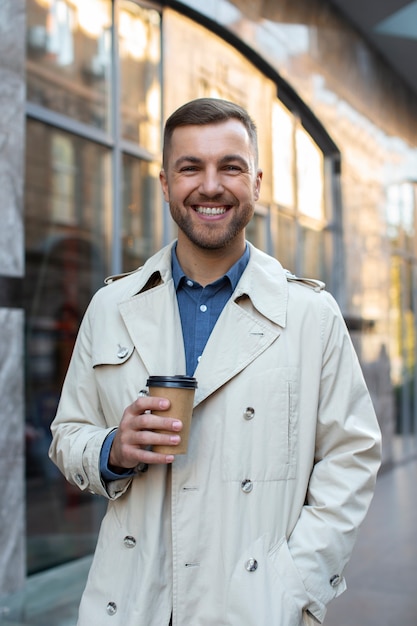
[173,156,202,168]
[218,154,250,168]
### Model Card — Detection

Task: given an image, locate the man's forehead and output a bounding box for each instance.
[171,119,250,140]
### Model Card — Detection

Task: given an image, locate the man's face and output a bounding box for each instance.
[160,119,262,251]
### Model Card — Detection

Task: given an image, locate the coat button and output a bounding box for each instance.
[106,602,117,615]
[123,535,136,548]
[117,345,129,358]
[241,479,253,493]
[245,558,258,572]
[243,407,255,420]
[329,574,341,587]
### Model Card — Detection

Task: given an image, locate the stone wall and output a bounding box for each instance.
[0,0,26,596]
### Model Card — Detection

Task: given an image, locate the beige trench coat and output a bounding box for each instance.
[49,242,381,626]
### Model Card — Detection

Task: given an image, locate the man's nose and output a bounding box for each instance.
[198,168,224,196]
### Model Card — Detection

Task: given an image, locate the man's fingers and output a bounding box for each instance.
[132,395,170,415]
[135,414,183,433]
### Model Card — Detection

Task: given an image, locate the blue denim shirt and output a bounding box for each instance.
[171,243,249,376]
[100,244,249,481]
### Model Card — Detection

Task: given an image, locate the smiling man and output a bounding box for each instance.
[49,98,381,626]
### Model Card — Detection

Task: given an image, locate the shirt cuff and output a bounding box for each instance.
[100,430,135,482]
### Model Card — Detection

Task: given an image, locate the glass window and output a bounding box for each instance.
[119,1,161,150]
[246,207,270,252]
[276,212,296,273]
[24,119,111,574]
[27,0,112,130]
[122,155,162,271]
[298,223,326,278]
[271,99,327,279]
[386,182,416,251]
[272,100,295,208]
[296,126,324,221]
[386,183,417,437]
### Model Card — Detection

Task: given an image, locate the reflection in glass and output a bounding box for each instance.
[24,119,110,574]
[26,0,112,129]
[119,1,161,149]
[296,127,324,220]
[122,155,161,272]
[276,212,296,274]
[390,256,416,434]
[386,183,416,250]
[246,208,269,253]
[298,223,325,279]
[387,183,417,436]
[272,100,295,208]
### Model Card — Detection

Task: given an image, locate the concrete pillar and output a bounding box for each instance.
[0,0,26,595]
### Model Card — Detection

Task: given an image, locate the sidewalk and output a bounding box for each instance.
[1,455,416,625]
[325,455,417,626]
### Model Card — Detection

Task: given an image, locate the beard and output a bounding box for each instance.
[169,199,254,250]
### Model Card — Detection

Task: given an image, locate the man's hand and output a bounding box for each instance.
[109,395,182,470]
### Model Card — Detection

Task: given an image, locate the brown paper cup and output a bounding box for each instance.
[147,375,197,455]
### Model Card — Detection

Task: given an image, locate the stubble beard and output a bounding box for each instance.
[170,201,254,250]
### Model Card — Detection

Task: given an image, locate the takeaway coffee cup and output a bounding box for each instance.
[146,375,198,455]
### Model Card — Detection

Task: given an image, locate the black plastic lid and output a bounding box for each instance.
[146,375,198,389]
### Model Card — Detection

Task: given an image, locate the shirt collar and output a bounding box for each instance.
[171,243,250,292]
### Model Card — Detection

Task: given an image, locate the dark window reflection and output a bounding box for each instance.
[24,119,110,574]
[122,154,161,272]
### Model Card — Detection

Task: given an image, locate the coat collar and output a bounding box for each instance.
[110,244,288,405]
[236,242,288,328]
[113,242,288,403]
[110,240,288,329]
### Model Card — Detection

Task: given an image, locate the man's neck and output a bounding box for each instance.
[175,237,246,287]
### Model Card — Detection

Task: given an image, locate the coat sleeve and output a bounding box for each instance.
[286,292,382,623]
[48,293,134,500]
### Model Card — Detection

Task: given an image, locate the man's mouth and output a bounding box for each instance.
[194,206,228,215]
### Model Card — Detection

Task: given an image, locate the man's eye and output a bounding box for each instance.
[225,165,241,172]
[180,166,198,172]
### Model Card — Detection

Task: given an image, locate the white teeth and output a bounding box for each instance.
[195,206,227,215]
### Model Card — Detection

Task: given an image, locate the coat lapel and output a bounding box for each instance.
[193,296,281,406]
[118,279,186,376]
[193,244,288,406]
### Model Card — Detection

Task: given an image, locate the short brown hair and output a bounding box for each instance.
[162,98,258,169]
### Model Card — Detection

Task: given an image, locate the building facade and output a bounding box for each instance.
[1,0,416,598]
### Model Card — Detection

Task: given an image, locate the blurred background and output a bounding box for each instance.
[0,0,416,623]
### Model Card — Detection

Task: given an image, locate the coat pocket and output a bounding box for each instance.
[226,534,306,626]
[91,343,147,426]
[222,367,299,481]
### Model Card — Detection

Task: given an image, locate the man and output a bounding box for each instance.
[49,98,381,626]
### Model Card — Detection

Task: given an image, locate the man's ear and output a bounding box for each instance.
[254,169,263,200]
[159,169,169,202]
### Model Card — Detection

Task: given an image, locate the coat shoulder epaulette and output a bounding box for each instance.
[104,266,143,285]
[284,270,325,293]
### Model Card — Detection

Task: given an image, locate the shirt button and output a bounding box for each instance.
[243,407,255,420]
[75,474,84,486]
[186,279,193,287]
[241,479,253,493]
[123,535,136,548]
[330,574,341,587]
[245,558,258,572]
[106,602,117,615]
[200,304,207,312]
